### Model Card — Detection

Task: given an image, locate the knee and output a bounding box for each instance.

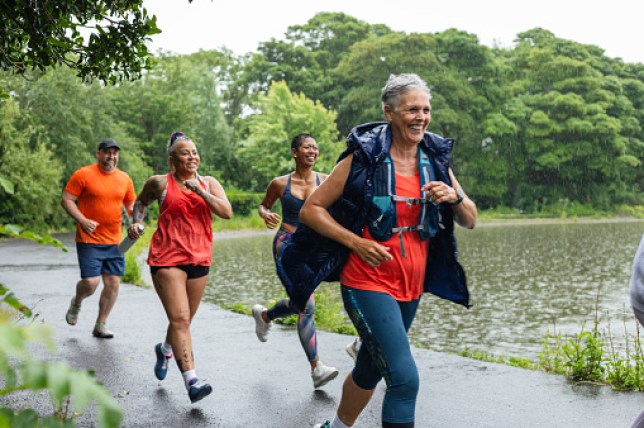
[301,299,315,316]
[168,312,191,332]
[390,367,419,401]
[79,278,100,294]
[102,275,121,289]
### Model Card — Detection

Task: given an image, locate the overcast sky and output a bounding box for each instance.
[143,0,643,64]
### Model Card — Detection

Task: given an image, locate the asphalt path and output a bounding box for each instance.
[1,233,643,427]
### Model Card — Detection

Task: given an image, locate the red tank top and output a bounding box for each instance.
[340,172,429,301]
[148,174,213,266]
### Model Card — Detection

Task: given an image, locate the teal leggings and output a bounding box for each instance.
[342,285,420,427]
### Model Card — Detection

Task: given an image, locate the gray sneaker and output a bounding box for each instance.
[311,361,339,389]
[346,337,361,361]
[313,422,331,428]
[65,297,81,326]
[252,304,271,342]
[92,322,114,339]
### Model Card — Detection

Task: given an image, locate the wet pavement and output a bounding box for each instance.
[1,233,643,427]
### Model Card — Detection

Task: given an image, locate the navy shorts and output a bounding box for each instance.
[76,243,125,278]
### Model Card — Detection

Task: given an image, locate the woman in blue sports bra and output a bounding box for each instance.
[251,133,339,389]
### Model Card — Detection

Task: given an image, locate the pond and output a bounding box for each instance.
[205,221,644,360]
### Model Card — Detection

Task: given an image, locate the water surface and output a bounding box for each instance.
[207,221,644,360]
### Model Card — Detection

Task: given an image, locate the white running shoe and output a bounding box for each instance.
[65,297,81,326]
[311,361,339,389]
[252,304,271,342]
[345,337,361,361]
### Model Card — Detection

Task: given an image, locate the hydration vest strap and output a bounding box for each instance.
[368,149,440,256]
[392,195,430,206]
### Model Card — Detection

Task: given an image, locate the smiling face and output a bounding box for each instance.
[170,140,200,175]
[384,89,431,146]
[292,137,319,167]
[96,148,119,173]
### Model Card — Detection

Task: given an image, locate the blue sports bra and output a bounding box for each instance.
[281,173,320,227]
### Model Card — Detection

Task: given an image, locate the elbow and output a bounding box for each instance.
[221,205,233,220]
[454,205,478,229]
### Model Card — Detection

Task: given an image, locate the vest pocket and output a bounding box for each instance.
[366,196,395,241]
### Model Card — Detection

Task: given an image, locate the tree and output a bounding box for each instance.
[108,53,234,180]
[239,12,392,112]
[0,0,168,84]
[492,28,643,209]
[238,81,343,190]
[0,98,64,231]
[6,66,113,179]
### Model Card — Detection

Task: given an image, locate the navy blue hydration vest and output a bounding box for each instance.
[366,148,441,257]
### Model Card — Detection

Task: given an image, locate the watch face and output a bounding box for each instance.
[457,187,465,200]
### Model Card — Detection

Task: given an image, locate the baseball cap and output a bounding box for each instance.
[98,139,120,151]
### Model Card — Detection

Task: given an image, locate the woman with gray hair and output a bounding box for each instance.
[127,131,232,404]
[277,73,477,427]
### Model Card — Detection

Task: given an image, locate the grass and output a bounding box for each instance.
[478,204,644,222]
[453,293,644,392]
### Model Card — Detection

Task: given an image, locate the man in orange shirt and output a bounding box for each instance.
[61,139,136,339]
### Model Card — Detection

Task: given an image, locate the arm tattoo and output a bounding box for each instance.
[132,200,147,223]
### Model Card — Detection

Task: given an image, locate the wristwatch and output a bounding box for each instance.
[450,187,464,206]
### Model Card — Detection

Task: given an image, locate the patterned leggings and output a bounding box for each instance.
[266,228,318,362]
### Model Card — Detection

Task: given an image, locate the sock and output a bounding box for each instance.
[160,341,173,356]
[182,370,197,389]
[331,415,351,428]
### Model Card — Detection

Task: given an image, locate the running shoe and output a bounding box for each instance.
[188,378,212,403]
[92,322,114,339]
[65,297,81,326]
[252,304,271,342]
[154,343,172,380]
[311,361,339,389]
[313,421,331,428]
[345,337,361,362]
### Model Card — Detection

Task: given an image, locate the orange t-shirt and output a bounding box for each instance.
[340,172,429,301]
[147,174,213,267]
[64,164,136,245]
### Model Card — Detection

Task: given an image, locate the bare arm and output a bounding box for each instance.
[61,191,98,234]
[124,200,135,218]
[185,176,233,220]
[127,175,165,238]
[448,169,477,229]
[258,178,285,229]
[300,155,393,268]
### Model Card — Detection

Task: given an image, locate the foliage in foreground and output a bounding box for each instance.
[1,0,164,84]
[0,224,123,427]
[0,285,123,427]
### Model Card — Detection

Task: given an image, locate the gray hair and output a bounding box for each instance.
[381,73,432,112]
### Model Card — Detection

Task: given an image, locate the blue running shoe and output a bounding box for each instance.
[188,378,212,403]
[154,343,172,380]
